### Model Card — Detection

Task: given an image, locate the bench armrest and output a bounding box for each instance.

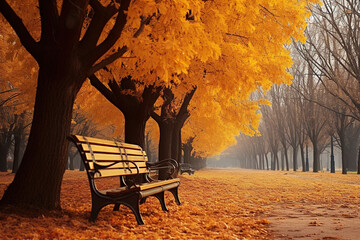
[146,159,179,180]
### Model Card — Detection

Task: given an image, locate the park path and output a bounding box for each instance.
[262,173,360,240]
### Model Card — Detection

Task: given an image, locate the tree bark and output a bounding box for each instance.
[312,141,319,172]
[340,145,347,174]
[90,76,161,149]
[0,144,9,172]
[292,145,298,171]
[357,147,360,174]
[1,67,82,209]
[158,121,174,161]
[12,132,25,173]
[0,0,132,209]
[300,143,306,172]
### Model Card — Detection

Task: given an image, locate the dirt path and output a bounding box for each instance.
[265,203,360,240]
[263,173,360,240]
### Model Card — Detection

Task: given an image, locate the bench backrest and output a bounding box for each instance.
[70,135,149,179]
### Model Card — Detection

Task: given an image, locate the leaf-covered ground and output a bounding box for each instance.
[0,169,359,239]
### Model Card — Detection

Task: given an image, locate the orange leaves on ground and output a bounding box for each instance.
[2,169,359,239]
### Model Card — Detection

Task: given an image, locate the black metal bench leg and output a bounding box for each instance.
[140,197,147,204]
[89,199,106,222]
[169,187,181,205]
[113,203,120,211]
[123,194,145,225]
[154,192,168,212]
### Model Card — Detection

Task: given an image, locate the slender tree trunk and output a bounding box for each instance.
[341,145,347,174]
[292,145,298,171]
[357,147,360,174]
[144,132,153,162]
[1,69,81,209]
[284,148,289,171]
[300,144,305,172]
[0,144,9,172]
[12,133,24,173]
[177,130,182,162]
[344,143,358,171]
[281,150,284,170]
[79,160,85,171]
[265,153,269,170]
[68,151,76,171]
[313,141,319,172]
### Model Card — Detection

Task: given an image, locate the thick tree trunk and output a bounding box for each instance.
[0,68,81,209]
[171,126,180,162]
[124,116,146,149]
[158,121,173,161]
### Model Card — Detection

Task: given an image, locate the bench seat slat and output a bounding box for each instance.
[137,178,180,190]
[81,144,147,156]
[94,168,149,178]
[88,161,147,170]
[85,153,147,162]
[74,135,141,150]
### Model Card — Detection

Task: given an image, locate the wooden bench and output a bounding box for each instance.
[180,163,195,175]
[68,135,181,225]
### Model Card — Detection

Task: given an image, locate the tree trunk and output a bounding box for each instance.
[124,116,146,149]
[341,145,347,174]
[357,147,360,174]
[284,148,289,171]
[300,143,306,172]
[79,160,85,171]
[183,141,193,164]
[0,144,9,172]
[313,142,319,172]
[0,68,81,209]
[12,132,24,173]
[171,125,181,162]
[344,142,358,171]
[158,121,173,161]
[265,153,269,170]
[271,152,275,170]
[68,151,76,171]
[292,145,298,171]
[144,132,153,162]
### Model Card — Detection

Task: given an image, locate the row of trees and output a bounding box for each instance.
[233,0,360,174]
[0,0,318,211]
[0,85,29,173]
